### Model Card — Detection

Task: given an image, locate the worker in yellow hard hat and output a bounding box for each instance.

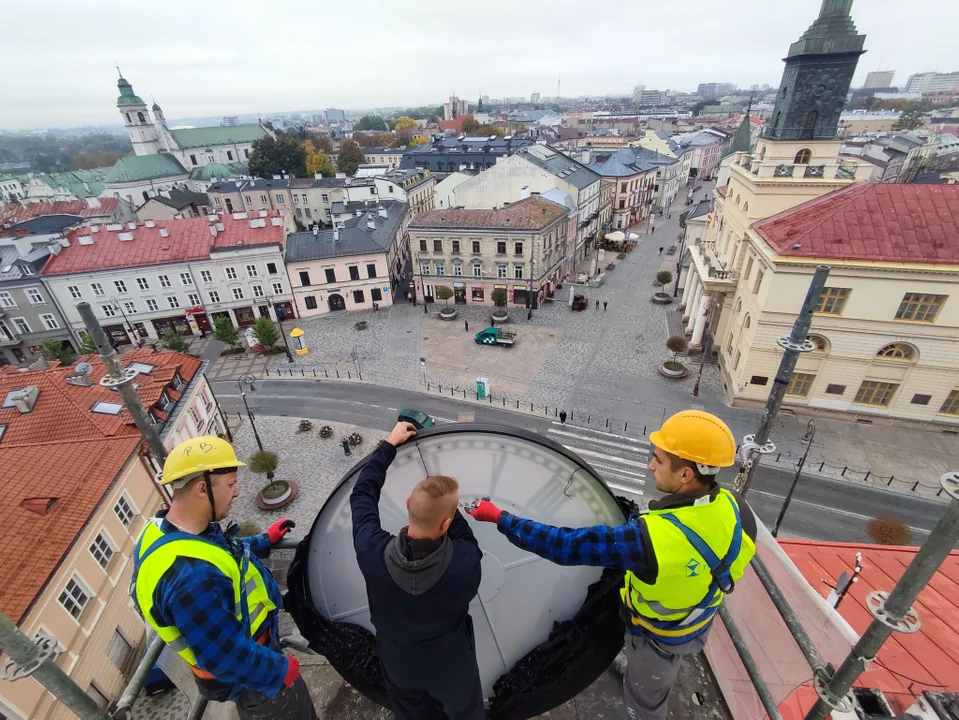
[468,410,757,720]
[129,436,317,719]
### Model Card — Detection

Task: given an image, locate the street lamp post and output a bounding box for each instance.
[111,296,138,344]
[692,329,711,398]
[772,420,816,538]
[236,373,263,452]
[264,293,293,363]
[673,226,688,298]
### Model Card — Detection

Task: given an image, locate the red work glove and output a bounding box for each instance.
[467,500,502,523]
[282,654,299,688]
[267,519,295,545]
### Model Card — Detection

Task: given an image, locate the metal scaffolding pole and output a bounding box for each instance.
[735,266,829,496]
[112,636,165,718]
[805,473,959,719]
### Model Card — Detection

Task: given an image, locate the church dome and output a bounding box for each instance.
[152,101,162,112]
[117,76,145,106]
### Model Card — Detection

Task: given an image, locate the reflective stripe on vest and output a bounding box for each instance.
[620,489,755,643]
[131,520,277,670]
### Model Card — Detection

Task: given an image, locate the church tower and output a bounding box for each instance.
[765,0,865,141]
[116,72,161,156]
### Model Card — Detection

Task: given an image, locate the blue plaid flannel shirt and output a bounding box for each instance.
[496,511,650,575]
[148,518,287,697]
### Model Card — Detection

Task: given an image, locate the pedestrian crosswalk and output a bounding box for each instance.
[546,423,649,497]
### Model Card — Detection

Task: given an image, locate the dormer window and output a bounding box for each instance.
[157,392,173,412]
[171,372,186,392]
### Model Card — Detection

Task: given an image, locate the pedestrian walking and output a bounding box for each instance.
[464,319,469,332]
[353,423,485,720]
[373,302,379,312]
[130,437,317,718]
[603,301,608,311]
[659,247,663,255]
[649,217,656,235]
[468,410,755,720]
[559,410,567,425]
[595,299,600,310]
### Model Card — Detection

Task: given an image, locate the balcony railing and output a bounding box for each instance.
[0,330,20,347]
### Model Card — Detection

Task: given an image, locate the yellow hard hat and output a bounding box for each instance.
[160,436,246,486]
[649,410,736,472]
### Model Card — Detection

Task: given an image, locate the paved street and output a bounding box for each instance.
[212,378,950,544]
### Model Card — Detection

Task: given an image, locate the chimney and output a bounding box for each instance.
[355,209,363,218]
[273,174,282,180]
[10,385,40,414]
[20,497,59,516]
[333,228,340,241]
[216,221,224,231]
[378,206,388,218]
[144,219,156,228]
[127,221,137,230]
[367,218,376,230]
[520,186,530,200]
[580,150,590,164]
[315,172,323,180]
[85,197,101,209]
[210,225,218,237]
[312,226,319,236]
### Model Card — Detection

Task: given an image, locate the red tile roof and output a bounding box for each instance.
[409,196,568,231]
[753,183,959,264]
[0,348,201,621]
[716,185,728,198]
[778,540,959,716]
[42,212,285,277]
[437,115,475,134]
[0,198,119,225]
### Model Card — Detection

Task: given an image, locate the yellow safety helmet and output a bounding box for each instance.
[159,436,246,486]
[649,410,736,474]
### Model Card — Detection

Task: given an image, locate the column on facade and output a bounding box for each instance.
[681,266,698,311]
[683,272,701,323]
[690,293,711,349]
[685,281,703,334]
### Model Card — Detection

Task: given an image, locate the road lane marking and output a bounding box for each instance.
[564,446,649,469]
[749,490,930,536]
[550,422,650,446]
[548,428,650,453]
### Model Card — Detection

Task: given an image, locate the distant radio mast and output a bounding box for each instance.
[557,75,561,101]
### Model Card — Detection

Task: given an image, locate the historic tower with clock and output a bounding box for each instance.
[765,0,866,142]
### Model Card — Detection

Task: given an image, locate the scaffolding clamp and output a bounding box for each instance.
[99,367,139,389]
[777,337,817,353]
[738,434,776,469]
[3,634,58,681]
[940,471,959,501]
[811,668,856,713]
[865,590,921,634]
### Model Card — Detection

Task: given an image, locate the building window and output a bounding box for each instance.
[743,257,754,281]
[732,350,741,370]
[102,304,117,317]
[876,343,916,360]
[38,313,60,330]
[323,268,335,283]
[939,390,959,416]
[158,274,171,288]
[90,532,115,570]
[825,384,846,395]
[433,239,443,252]
[68,285,82,299]
[794,148,812,164]
[472,263,482,278]
[244,195,252,204]
[0,291,15,308]
[201,270,213,283]
[514,265,524,280]
[91,282,104,297]
[808,335,828,352]
[419,239,428,252]
[264,262,277,275]
[224,267,238,281]
[244,149,249,159]
[435,261,445,277]
[305,296,317,310]
[178,272,192,286]
[135,278,149,291]
[895,293,945,323]
[497,241,507,255]
[472,240,481,254]
[321,193,329,202]
[815,287,850,315]
[246,265,258,278]
[190,154,197,166]
[122,301,137,315]
[497,265,507,279]
[854,380,899,407]
[371,288,382,302]
[450,240,461,254]
[272,281,283,295]
[58,577,91,620]
[750,375,768,386]
[114,494,136,526]
[167,296,181,308]
[349,266,360,281]
[453,263,462,277]
[299,270,311,286]
[421,262,431,276]
[752,269,764,294]
[12,317,30,334]
[214,197,221,206]
[188,292,201,305]
[27,288,45,305]
[305,208,312,218]
[252,285,263,298]
[353,289,365,304]
[514,241,523,256]
[189,407,202,431]
[208,291,220,303]
[911,393,932,405]
[786,373,815,398]
[231,288,244,300]
[146,299,159,311]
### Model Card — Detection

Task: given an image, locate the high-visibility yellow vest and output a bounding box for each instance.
[131,519,277,669]
[620,489,754,644]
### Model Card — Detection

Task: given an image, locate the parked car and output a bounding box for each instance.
[397,408,434,430]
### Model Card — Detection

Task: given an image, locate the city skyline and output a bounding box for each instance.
[3,0,959,129]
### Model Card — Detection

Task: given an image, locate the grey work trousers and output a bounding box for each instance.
[622,631,707,720]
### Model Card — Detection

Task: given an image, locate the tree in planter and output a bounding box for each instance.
[77,332,99,356]
[252,316,280,351]
[160,329,191,353]
[435,285,455,313]
[213,316,240,350]
[491,288,508,315]
[249,449,281,495]
[665,335,688,371]
[41,338,76,365]
[655,270,673,291]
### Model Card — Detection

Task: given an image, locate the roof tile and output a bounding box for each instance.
[0,198,120,226]
[409,196,568,231]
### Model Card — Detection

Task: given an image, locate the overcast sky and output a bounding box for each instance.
[3,0,958,130]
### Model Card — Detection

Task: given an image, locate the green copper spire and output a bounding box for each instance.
[117,75,145,106]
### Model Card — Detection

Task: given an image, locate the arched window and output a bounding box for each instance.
[794,149,812,164]
[137,111,146,123]
[142,191,149,202]
[735,298,742,313]
[743,201,749,212]
[744,314,752,329]
[735,194,741,205]
[125,113,132,124]
[877,343,917,361]
[759,146,766,161]
[808,334,829,353]
[801,110,819,140]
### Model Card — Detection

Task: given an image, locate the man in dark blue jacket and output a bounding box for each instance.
[351,422,485,720]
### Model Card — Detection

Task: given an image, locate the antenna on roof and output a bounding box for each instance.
[115,62,122,78]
